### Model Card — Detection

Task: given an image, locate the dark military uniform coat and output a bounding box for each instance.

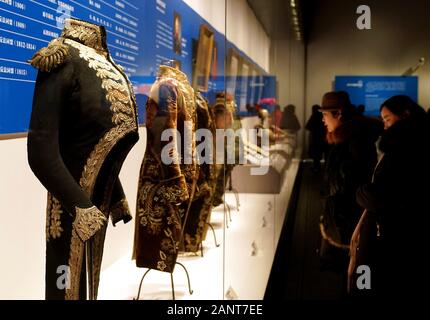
[28,18,139,300]
[210,93,239,208]
[180,92,216,252]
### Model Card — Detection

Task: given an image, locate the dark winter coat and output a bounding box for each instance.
[280,109,301,132]
[355,116,430,298]
[320,119,378,272]
[305,112,326,159]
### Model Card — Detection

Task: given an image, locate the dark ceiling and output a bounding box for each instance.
[247,0,315,42]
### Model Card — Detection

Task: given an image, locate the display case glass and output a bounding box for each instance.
[0,0,302,300]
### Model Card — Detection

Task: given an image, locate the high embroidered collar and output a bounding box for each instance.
[158,65,188,83]
[213,92,237,114]
[61,19,107,54]
[157,65,196,115]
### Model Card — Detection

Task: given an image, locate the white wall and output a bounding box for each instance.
[306,0,430,118]
[270,38,306,152]
[182,0,226,34]
[0,136,46,299]
[184,0,270,71]
[0,128,146,299]
[226,0,270,71]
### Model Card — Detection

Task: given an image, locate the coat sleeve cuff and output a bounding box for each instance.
[110,198,133,227]
[73,206,107,242]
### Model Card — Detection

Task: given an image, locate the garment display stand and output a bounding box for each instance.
[226,203,232,225]
[200,222,221,257]
[134,161,198,300]
[227,171,240,211]
[134,262,193,300]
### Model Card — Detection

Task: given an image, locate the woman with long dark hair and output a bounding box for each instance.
[349,95,430,299]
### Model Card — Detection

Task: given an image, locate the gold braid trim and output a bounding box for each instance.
[65,229,85,300]
[46,194,51,242]
[319,222,350,250]
[28,38,69,72]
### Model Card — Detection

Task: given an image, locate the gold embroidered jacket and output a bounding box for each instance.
[180,92,217,252]
[210,93,239,207]
[133,66,197,272]
[27,19,139,300]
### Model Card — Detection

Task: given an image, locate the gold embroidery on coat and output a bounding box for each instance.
[49,195,63,240]
[64,38,137,300]
[46,193,64,241]
[73,206,107,242]
[157,251,167,271]
[46,194,51,242]
[157,229,177,271]
[29,38,69,72]
[182,93,216,251]
[65,228,85,300]
[61,19,104,54]
[137,175,187,235]
[135,66,197,273]
[65,39,134,128]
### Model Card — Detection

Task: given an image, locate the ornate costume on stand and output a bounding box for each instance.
[133,65,197,272]
[180,92,216,252]
[210,93,239,207]
[255,109,286,145]
[27,19,139,300]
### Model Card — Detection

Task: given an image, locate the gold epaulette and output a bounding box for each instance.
[29,38,69,72]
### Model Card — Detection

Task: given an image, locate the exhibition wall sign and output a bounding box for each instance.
[335,76,418,117]
[0,0,267,135]
[0,0,143,134]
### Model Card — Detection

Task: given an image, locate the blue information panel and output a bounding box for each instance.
[0,0,268,135]
[0,0,143,134]
[335,76,418,117]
